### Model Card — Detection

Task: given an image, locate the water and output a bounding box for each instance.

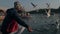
[22,14,60,34]
[0,14,60,34]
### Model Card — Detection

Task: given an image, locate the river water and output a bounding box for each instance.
[0,14,60,34]
[22,14,60,34]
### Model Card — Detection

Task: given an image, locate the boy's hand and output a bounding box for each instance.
[27,26,33,32]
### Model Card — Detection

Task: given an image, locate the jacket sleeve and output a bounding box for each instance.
[12,9,29,28]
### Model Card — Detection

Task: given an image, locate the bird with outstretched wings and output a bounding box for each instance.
[31,2,37,8]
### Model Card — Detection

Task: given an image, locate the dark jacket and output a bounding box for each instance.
[1,8,28,32]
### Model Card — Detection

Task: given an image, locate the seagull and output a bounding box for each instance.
[31,2,37,8]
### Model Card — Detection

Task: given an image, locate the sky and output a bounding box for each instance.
[0,0,60,11]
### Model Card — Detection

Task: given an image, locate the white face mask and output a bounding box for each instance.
[15,4,23,10]
[14,1,22,10]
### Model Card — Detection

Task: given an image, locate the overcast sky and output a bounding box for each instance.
[0,0,60,11]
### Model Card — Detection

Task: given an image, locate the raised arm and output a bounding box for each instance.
[13,10,28,28]
[7,9,33,32]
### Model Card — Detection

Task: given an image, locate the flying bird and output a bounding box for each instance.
[31,2,37,8]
